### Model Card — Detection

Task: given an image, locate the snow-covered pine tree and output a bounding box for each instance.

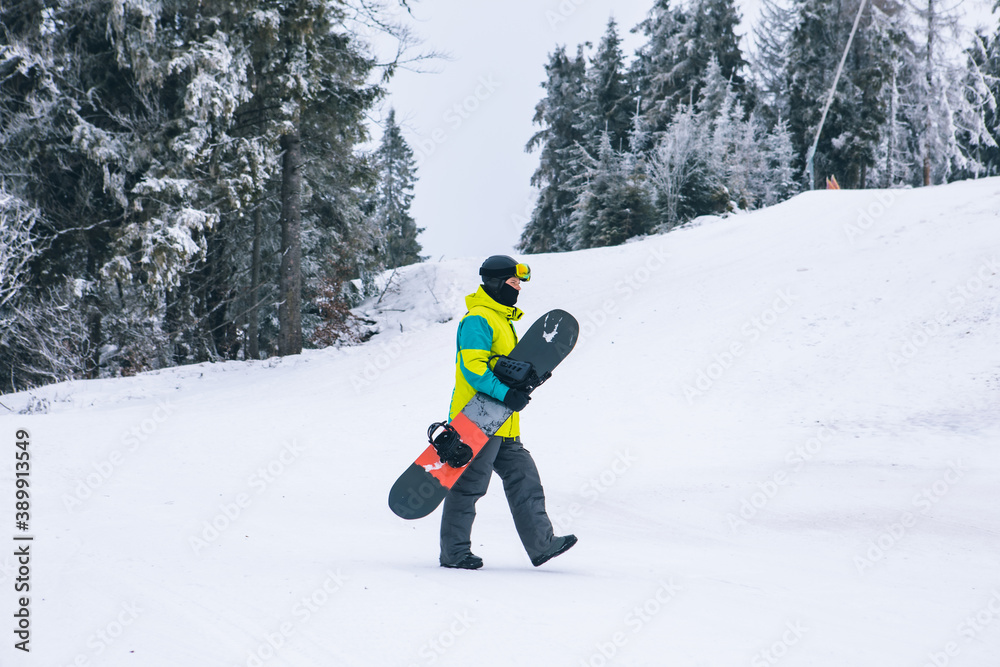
[696,57,734,121]
[952,27,1000,179]
[694,60,774,213]
[904,0,990,185]
[0,0,250,377]
[244,0,321,356]
[571,130,656,249]
[710,92,764,211]
[644,56,799,227]
[631,0,686,135]
[520,45,588,253]
[0,186,83,395]
[295,25,385,347]
[762,118,799,205]
[751,0,797,122]
[646,105,708,229]
[0,1,112,381]
[234,0,386,356]
[837,2,898,189]
[0,193,36,314]
[785,0,898,189]
[912,0,948,184]
[374,108,424,269]
[577,18,635,156]
[871,2,917,187]
[695,58,741,212]
[134,0,267,366]
[664,0,749,113]
[0,0,400,384]
[565,19,657,250]
[973,22,1000,173]
[786,0,844,188]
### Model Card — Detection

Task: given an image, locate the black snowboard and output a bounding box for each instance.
[388,309,579,520]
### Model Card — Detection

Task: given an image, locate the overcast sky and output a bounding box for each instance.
[368,0,995,261]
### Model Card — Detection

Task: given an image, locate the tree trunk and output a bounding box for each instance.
[86,306,102,378]
[923,0,934,187]
[85,240,102,378]
[886,63,897,187]
[247,203,262,359]
[278,128,303,356]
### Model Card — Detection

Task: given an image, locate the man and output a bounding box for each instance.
[439,255,578,570]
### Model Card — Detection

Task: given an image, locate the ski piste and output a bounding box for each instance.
[388,309,579,520]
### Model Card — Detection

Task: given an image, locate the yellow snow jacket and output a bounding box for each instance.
[449,286,524,438]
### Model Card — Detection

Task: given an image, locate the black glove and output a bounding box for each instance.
[503,388,530,412]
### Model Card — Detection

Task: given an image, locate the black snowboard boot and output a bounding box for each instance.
[440,553,484,570]
[531,535,578,567]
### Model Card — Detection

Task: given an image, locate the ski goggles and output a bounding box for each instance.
[514,263,531,282]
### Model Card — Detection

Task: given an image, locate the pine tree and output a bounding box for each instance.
[976,23,1000,173]
[708,90,753,210]
[751,0,797,122]
[246,0,320,356]
[952,28,999,178]
[695,56,733,120]
[787,0,841,187]
[785,0,898,189]
[904,0,990,184]
[645,57,800,227]
[632,0,686,134]
[0,192,36,313]
[295,26,386,346]
[875,3,917,187]
[666,0,749,111]
[762,118,799,204]
[520,45,588,253]
[374,108,424,268]
[646,105,709,229]
[0,0,248,377]
[839,2,895,189]
[140,0,267,365]
[578,18,635,155]
[571,130,656,249]
[0,0,401,386]
[565,19,654,250]
[221,0,386,356]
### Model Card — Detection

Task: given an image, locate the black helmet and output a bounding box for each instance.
[479,255,530,282]
[479,255,519,281]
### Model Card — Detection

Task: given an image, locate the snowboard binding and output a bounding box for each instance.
[427,421,474,468]
[489,355,551,393]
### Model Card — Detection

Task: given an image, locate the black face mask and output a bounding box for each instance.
[484,279,519,307]
[496,282,519,307]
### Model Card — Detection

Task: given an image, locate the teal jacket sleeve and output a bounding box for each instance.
[456,315,510,401]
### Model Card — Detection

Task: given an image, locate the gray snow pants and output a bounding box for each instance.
[439,435,556,565]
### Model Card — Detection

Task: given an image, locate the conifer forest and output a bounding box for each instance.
[1,0,998,392]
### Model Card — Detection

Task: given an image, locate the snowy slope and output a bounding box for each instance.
[2,179,1000,667]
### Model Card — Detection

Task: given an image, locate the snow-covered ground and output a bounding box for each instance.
[3,178,1000,667]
